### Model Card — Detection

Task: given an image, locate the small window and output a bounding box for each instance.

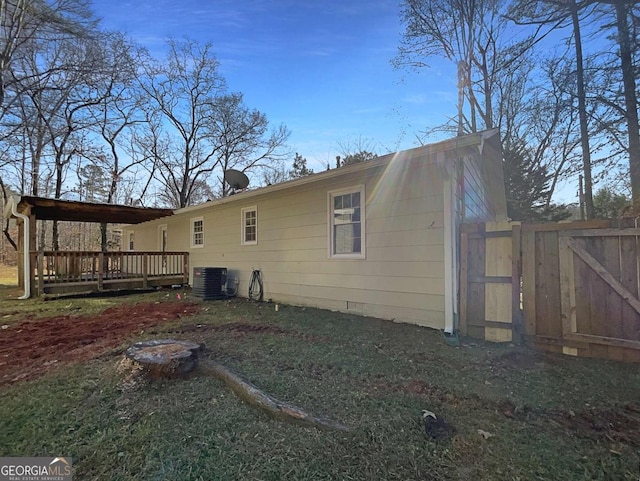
[328,186,365,258]
[241,206,258,245]
[191,217,204,248]
[128,232,134,251]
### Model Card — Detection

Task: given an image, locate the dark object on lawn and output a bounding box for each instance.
[199,359,350,431]
[422,409,456,441]
[125,339,203,379]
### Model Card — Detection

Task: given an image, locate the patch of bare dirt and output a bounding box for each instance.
[159,321,328,343]
[551,404,640,447]
[0,302,199,385]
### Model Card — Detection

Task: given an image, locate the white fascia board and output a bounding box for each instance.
[177,130,496,217]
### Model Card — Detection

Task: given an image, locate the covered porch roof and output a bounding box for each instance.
[11,196,174,224]
[3,195,177,299]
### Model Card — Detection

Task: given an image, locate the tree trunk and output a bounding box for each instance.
[570,0,594,218]
[199,360,351,431]
[614,1,640,207]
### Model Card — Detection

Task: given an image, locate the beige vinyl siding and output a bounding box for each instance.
[133,155,447,329]
[463,155,494,222]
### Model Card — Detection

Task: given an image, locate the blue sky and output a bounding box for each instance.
[92,0,458,173]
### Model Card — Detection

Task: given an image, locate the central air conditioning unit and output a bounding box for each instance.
[192,267,227,300]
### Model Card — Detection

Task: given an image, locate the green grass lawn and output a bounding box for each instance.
[1,289,640,480]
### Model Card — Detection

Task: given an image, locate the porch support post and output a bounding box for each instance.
[183,253,189,285]
[27,210,36,295]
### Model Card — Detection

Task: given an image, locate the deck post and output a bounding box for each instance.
[183,253,189,285]
[97,252,104,291]
[37,251,44,296]
[142,253,148,288]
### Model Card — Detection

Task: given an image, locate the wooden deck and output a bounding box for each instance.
[31,251,189,296]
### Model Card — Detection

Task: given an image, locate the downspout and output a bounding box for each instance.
[439,150,459,336]
[8,196,30,299]
[443,175,455,335]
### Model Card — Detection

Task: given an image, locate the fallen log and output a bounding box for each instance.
[199,359,350,431]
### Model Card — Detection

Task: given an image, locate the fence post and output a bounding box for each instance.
[511,224,523,344]
[521,229,536,339]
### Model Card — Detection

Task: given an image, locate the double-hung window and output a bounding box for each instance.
[241,207,257,245]
[328,186,365,258]
[191,217,204,248]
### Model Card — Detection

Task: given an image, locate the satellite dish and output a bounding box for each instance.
[224,169,250,193]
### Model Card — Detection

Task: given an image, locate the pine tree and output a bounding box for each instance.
[503,140,571,222]
[289,153,314,178]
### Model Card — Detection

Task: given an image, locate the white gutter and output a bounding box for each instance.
[6,195,30,299]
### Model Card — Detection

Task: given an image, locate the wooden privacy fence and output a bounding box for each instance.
[460,221,521,343]
[460,219,640,363]
[31,251,189,296]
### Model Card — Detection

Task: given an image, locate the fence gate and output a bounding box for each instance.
[556,229,640,359]
[461,220,640,362]
[520,221,640,363]
[459,222,522,343]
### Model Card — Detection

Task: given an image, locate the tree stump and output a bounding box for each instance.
[123,340,350,431]
[125,339,203,379]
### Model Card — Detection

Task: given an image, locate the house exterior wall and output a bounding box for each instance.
[127,155,448,329]
[461,130,507,222]
[462,154,495,222]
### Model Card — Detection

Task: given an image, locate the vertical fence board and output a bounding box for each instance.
[558,237,575,336]
[603,237,623,339]
[573,240,591,336]
[588,237,608,338]
[535,231,562,338]
[467,225,486,338]
[459,231,469,336]
[521,230,537,337]
[511,224,523,344]
[620,236,640,341]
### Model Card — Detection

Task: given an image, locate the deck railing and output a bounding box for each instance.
[31,251,189,295]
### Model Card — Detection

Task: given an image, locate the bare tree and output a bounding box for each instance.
[208,93,290,196]
[600,0,640,208]
[138,39,226,208]
[139,39,290,206]
[85,32,154,249]
[0,0,96,119]
[395,0,537,134]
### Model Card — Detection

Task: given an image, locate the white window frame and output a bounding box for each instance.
[128,231,134,251]
[328,185,365,259]
[191,216,204,248]
[241,206,258,246]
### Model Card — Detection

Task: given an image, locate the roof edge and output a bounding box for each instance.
[177,130,499,216]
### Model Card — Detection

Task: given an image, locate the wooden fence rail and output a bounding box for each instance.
[31,251,189,296]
